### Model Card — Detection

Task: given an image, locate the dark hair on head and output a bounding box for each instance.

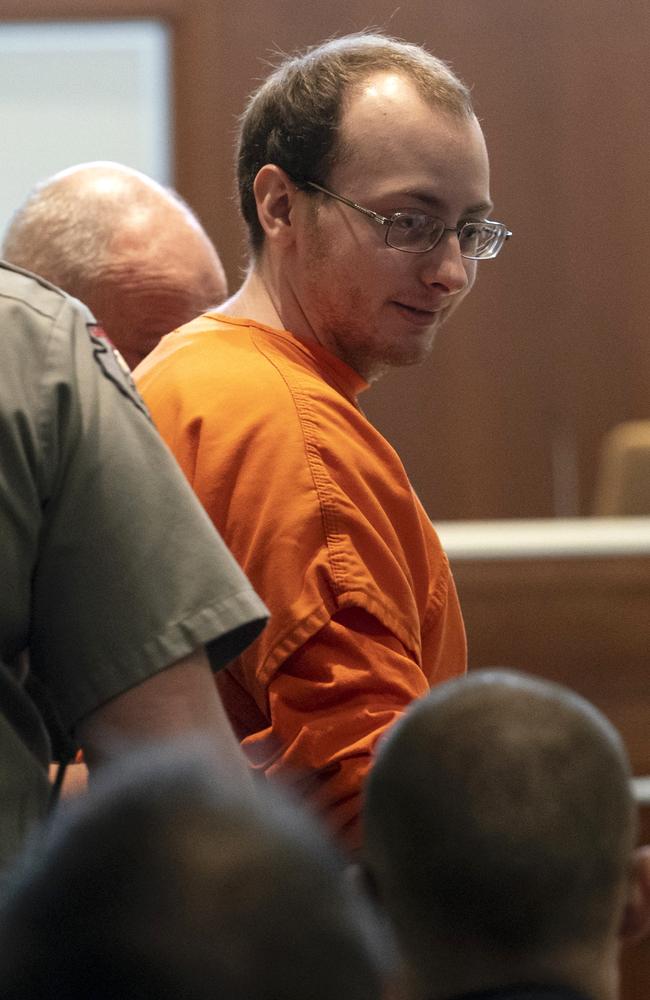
[237,31,475,255]
[0,742,385,1000]
[364,669,636,966]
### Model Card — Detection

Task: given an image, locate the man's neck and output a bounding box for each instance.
[218,269,283,329]
[220,259,338,364]
[407,941,618,1000]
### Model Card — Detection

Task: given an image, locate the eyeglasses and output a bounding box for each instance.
[303,180,511,259]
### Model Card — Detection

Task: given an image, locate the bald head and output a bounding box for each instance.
[2,162,227,368]
[364,669,640,995]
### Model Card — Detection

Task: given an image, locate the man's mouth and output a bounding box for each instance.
[391,301,441,326]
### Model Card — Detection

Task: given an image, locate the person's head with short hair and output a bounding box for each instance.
[0,743,384,1000]
[237,32,475,256]
[2,162,227,369]
[363,668,650,1000]
[228,32,509,383]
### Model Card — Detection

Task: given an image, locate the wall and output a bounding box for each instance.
[1,11,648,993]
[3,0,649,521]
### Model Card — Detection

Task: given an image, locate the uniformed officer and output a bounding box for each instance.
[0,261,268,874]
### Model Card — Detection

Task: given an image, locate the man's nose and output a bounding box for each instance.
[418,230,473,295]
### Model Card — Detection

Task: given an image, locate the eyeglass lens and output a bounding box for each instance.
[387,214,504,258]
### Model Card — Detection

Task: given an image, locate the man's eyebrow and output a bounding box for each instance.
[397,190,494,216]
[464,200,494,217]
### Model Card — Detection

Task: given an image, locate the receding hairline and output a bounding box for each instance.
[333,67,480,176]
[262,31,474,110]
[236,32,476,257]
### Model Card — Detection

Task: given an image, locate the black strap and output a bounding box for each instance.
[21,672,80,811]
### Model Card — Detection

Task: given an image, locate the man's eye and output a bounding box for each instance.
[460,222,490,250]
[391,213,430,234]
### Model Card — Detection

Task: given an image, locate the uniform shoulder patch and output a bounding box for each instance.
[88,325,152,420]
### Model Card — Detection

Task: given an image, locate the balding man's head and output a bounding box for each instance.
[2,162,227,368]
[364,669,649,999]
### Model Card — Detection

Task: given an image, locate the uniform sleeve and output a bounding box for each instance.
[28,299,268,730]
[249,607,432,854]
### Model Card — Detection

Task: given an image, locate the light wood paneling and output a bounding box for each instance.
[452,552,649,773]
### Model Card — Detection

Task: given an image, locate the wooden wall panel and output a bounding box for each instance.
[1,0,649,523]
[212,0,650,521]
[622,802,650,1000]
[455,553,650,774]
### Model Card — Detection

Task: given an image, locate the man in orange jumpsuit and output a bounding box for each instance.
[136,32,511,851]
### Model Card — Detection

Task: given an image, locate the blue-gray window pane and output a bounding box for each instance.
[0,20,171,241]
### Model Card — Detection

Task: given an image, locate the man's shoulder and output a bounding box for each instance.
[137,311,254,373]
[138,312,321,408]
[0,260,94,324]
[0,261,149,419]
[0,261,92,391]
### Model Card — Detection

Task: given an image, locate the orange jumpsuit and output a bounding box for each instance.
[136,314,466,850]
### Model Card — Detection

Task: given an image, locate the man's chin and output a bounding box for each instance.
[332,323,438,382]
[390,330,438,368]
[365,340,436,382]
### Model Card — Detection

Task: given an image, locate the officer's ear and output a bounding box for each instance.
[253,165,299,249]
[619,845,650,945]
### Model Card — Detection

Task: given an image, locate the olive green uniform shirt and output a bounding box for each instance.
[0,262,268,871]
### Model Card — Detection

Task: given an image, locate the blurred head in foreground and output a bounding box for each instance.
[0,743,384,1000]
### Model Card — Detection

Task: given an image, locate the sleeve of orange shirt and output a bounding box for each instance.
[262,605,432,854]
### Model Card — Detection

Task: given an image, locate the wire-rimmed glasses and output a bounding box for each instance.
[303,180,511,260]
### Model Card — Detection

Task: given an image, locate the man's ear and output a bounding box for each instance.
[253,165,298,247]
[619,845,650,946]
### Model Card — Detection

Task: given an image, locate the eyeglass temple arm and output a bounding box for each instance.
[305,182,392,226]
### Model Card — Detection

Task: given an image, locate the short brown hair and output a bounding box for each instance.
[237,32,474,254]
